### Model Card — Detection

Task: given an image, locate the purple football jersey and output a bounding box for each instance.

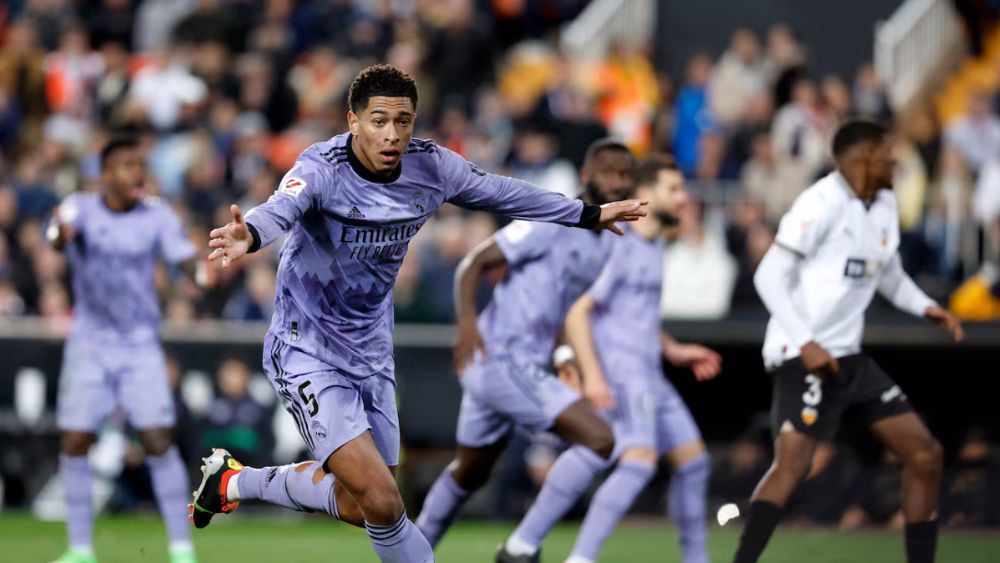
[245,133,589,377]
[586,224,666,382]
[60,193,196,343]
[478,220,613,366]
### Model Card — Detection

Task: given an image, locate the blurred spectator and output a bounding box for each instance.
[85,0,136,52]
[853,62,888,120]
[761,24,806,88]
[424,0,493,117]
[726,199,773,310]
[771,78,831,185]
[942,428,1000,527]
[595,41,659,153]
[673,53,714,176]
[133,0,196,54]
[821,75,851,123]
[200,358,273,467]
[288,46,350,122]
[222,261,277,321]
[708,28,765,127]
[944,90,1000,175]
[741,129,800,225]
[661,200,737,319]
[0,19,49,153]
[128,47,208,132]
[508,120,577,199]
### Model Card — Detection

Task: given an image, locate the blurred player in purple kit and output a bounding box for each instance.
[497,157,722,563]
[48,137,204,563]
[413,139,639,562]
[190,65,645,563]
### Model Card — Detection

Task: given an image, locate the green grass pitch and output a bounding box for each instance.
[5,513,998,562]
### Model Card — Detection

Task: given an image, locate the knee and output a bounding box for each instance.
[907,439,944,478]
[449,459,490,492]
[61,432,95,457]
[138,429,174,457]
[773,453,811,483]
[357,481,405,524]
[585,424,615,460]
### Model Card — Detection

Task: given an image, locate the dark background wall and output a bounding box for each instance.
[654,0,903,79]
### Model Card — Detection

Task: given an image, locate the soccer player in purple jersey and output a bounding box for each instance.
[48,137,203,563]
[189,65,645,563]
[499,157,722,563]
[413,139,638,561]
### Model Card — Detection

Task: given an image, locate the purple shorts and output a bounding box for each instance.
[605,373,701,456]
[263,333,399,467]
[456,353,581,448]
[57,339,175,432]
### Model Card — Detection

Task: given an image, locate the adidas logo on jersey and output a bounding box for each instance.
[347,206,366,219]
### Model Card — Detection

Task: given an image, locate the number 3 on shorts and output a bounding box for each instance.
[298,381,319,416]
[802,374,822,407]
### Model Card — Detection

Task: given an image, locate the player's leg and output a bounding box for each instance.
[665,441,711,563]
[733,358,834,563]
[417,366,514,548]
[52,340,113,563]
[324,431,434,562]
[501,386,615,561]
[857,356,942,563]
[659,386,711,563]
[124,344,195,563]
[870,413,942,563]
[566,447,657,563]
[416,440,507,548]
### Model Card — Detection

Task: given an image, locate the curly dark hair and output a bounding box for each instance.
[347,64,418,114]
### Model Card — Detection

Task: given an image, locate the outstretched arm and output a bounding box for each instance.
[878,252,964,341]
[441,147,646,235]
[452,237,507,374]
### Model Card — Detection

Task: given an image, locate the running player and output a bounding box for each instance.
[48,137,202,563]
[497,156,721,563]
[192,65,645,563]
[732,120,964,563]
[414,139,638,559]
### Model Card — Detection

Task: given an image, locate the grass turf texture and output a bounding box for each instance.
[5,513,998,563]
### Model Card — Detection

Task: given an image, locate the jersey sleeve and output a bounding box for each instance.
[774,189,833,258]
[494,220,552,267]
[439,146,588,226]
[245,154,327,249]
[157,204,197,264]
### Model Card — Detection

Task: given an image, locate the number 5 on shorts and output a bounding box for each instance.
[298,381,319,416]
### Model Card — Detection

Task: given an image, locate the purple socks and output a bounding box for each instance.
[415,470,471,547]
[570,460,656,561]
[511,446,608,550]
[61,454,93,552]
[234,461,339,517]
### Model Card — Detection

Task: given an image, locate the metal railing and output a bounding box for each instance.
[561,0,656,60]
[874,0,964,110]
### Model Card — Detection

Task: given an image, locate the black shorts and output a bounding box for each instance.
[769,353,913,440]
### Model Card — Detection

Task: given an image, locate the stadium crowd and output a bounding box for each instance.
[0,0,998,326]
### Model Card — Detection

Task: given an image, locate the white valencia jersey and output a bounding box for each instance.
[763,172,902,366]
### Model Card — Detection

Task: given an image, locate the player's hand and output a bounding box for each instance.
[665,343,722,381]
[800,341,838,377]
[208,204,252,268]
[453,314,486,376]
[47,206,76,249]
[924,306,964,342]
[594,200,648,236]
[583,375,614,410]
[556,362,582,394]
